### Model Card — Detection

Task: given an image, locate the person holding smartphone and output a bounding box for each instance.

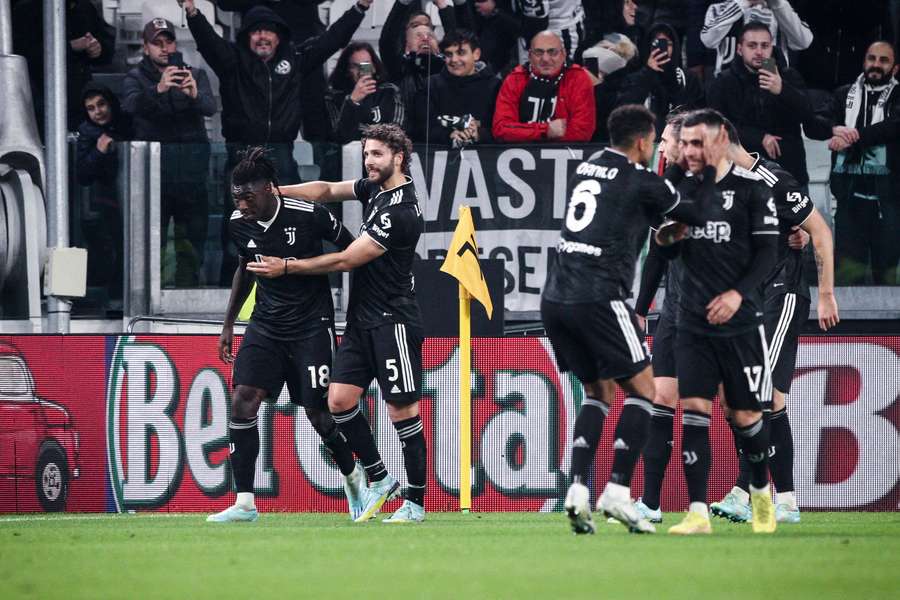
[618,22,705,136]
[707,21,812,186]
[325,42,407,144]
[122,18,217,286]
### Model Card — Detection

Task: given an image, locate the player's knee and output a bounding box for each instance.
[681,396,710,415]
[772,389,786,411]
[231,386,266,419]
[386,399,419,422]
[304,406,336,437]
[327,385,358,413]
[730,409,762,428]
[654,378,679,408]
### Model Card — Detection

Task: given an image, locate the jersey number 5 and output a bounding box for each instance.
[566,179,601,233]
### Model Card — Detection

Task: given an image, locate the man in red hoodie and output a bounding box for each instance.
[492,31,596,143]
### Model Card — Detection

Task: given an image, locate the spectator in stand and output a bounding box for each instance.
[418,30,502,146]
[217,0,333,141]
[470,0,520,75]
[509,0,587,64]
[75,83,132,306]
[492,31,595,143]
[583,33,637,142]
[379,1,457,134]
[325,43,406,144]
[12,0,115,134]
[122,18,217,287]
[181,0,367,284]
[701,0,812,77]
[818,41,899,284]
[707,21,812,185]
[619,22,705,136]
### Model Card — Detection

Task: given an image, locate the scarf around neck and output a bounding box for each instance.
[844,72,897,128]
[518,65,565,123]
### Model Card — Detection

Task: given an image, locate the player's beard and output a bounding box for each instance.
[367,163,393,185]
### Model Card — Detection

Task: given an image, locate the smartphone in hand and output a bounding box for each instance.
[759,57,777,74]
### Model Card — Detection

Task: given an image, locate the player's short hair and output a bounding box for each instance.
[665,107,689,138]
[738,21,772,43]
[232,146,279,188]
[607,104,657,149]
[440,29,480,53]
[722,118,741,145]
[682,108,728,133]
[361,124,413,174]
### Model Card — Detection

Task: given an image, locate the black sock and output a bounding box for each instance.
[332,404,387,483]
[393,416,427,507]
[768,408,795,493]
[229,416,259,493]
[609,396,653,487]
[730,421,751,493]
[641,404,675,510]
[569,397,608,485]
[735,417,770,489]
[321,422,357,477]
[681,410,711,504]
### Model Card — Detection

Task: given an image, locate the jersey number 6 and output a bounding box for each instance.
[566,179,601,233]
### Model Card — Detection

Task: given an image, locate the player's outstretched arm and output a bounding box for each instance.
[801,207,839,330]
[248,234,385,277]
[219,257,254,364]
[278,180,357,203]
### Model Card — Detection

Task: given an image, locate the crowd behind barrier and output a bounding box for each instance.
[5,0,900,320]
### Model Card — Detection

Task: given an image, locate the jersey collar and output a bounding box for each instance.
[372,176,414,203]
[256,194,282,231]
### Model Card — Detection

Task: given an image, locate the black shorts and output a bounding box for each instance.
[764,292,810,394]
[233,324,335,409]
[676,326,772,412]
[541,298,650,384]
[331,321,424,406]
[651,312,677,378]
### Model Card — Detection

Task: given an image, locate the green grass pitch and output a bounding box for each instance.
[1,512,898,599]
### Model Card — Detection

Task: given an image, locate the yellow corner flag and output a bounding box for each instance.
[440,206,493,319]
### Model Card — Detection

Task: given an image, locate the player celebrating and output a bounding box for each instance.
[544,104,712,535]
[709,121,840,525]
[656,108,779,535]
[209,147,365,523]
[248,124,426,523]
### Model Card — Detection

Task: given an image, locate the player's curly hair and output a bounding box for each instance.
[232,146,279,187]
[361,124,413,174]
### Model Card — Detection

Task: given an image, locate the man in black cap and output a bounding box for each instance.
[179,0,370,284]
[122,17,217,286]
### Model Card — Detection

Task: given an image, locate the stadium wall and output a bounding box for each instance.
[0,335,898,514]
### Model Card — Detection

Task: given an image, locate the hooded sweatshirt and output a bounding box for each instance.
[418,62,502,144]
[187,5,364,143]
[76,83,133,190]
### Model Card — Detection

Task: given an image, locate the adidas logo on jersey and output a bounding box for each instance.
[613,438,629,451]
[247,240,257,248]
[390,385,401,394]
[573,436,589,449]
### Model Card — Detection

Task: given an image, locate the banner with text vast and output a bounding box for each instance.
[410,144,610,313]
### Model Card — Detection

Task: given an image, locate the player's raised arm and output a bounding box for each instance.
[278,180,358,203]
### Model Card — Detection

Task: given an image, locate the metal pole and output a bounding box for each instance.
[44,0,70,333]
[0,0,12,55]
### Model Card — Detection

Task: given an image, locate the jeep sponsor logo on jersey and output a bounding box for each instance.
[687,221,732,243]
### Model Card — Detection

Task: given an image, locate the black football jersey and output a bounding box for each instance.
[543,149,682,303]
[676,164,780,337]
[348,177,424,329]
[751,155,815,300]
[229,195,355,340]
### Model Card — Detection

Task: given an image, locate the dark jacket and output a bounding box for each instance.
[418,63,502,144]
[122,56,216,143]
[325,83,406,144]
[75,84,133,191]
[378,0,457,114]
[187,5,363,143]
[806,79,900,175]
[708,59,812,184]
[469,3,520,76]
[618,22,705,136]
[592,68,630,143]
[12,0,115,132]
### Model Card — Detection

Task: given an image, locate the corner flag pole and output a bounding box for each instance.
[440,205,493,514]
[459,284,472,513]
